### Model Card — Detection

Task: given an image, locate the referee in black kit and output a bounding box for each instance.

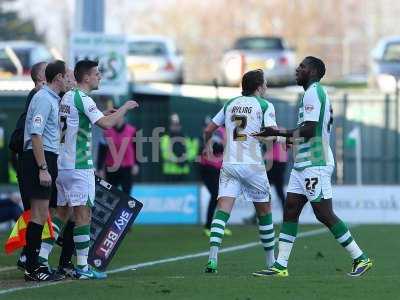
[21,60,69,282]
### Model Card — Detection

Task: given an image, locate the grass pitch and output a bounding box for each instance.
[0,224,397,300]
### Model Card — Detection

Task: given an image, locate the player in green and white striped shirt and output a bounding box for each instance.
[252,56,372,277]
[203,69,278,274]
[38,60,138,279]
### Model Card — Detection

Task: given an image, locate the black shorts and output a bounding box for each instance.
[20,150,58,208]
[16,154,30,210]
[106,167,133,194]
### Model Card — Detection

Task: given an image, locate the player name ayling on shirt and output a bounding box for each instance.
[231,106,253,114]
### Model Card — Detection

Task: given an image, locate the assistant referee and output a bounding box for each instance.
[21,60,68,282]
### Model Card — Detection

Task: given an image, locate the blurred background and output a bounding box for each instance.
[1,0,400,227]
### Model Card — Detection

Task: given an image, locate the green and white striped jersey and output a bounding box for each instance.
[293,82,334,170]
[212,95,277,164]
[58,89,104,170]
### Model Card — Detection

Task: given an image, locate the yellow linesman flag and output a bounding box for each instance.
[4,210,54,255]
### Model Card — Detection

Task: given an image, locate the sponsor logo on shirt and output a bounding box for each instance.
[33,114,43,128]
[269,112,275,119]
[304,104,314,113]
[60,104,70,114]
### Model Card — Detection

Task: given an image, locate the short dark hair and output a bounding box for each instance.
[30,61,46,84]
[241,69,264,96]
[45,60,66,83]
[305,56,326,80]
[74,60,98,83]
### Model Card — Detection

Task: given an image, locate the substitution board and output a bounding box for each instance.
[88,176,143,271]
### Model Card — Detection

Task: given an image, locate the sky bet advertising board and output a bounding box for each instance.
[89,177,143,271]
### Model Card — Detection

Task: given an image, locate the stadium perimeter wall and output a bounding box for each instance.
[130,183,400,224]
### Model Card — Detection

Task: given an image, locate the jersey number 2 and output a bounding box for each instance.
[231,115,247,141]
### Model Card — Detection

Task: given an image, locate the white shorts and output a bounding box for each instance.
[56,169,96,207]
[218,164,271,202]
[287,166,334,202]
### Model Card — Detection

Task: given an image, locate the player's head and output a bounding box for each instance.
[31,61,47,88]
[296,56,326,86]
[169,113,181,133]
[74,60,102,90]
[45,60,68,92]
[241,69,267,97]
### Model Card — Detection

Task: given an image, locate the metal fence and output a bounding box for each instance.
[0,85,399,184]
[266,90,400,185]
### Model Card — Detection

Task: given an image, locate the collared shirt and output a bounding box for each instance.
[23,85,60,154]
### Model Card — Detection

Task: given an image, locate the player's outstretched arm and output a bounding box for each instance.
[251,121,317,139]
[96,100,139,129]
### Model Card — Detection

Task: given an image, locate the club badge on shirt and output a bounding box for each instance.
[33,114,43,128]
[304,104,314,113]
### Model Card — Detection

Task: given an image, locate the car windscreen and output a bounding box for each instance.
[0,48,17,74]
[128,41,167,56]
[11,48,31,69]
[233,38,284,51]
[383,43,400,61]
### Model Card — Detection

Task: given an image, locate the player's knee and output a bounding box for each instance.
[254,202,271,216]
[283,202,300,221]
[56,206,71,222]
[73,206,91,226]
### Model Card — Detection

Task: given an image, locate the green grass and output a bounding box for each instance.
[0,225,397,300]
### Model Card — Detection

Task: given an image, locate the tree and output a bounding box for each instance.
[0,0,43,41]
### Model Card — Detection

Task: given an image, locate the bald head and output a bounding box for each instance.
[30,62,47,87]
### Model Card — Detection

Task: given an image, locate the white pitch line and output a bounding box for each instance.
[0,266,16,272]
[0,227,330,296]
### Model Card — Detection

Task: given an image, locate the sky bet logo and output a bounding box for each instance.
[96,209,133,259]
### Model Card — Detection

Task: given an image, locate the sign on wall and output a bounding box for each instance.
[69,33,128,95]
[131,184,200,224]
[201,185,400,224]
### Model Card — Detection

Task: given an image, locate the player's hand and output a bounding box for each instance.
[250,127,276,138]
[96,169,106,179]
[202,142,214,159]
[103,108,117,116]
[39,170,52,187]
[123,100,139,111]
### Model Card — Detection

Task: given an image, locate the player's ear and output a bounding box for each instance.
[310,68,318,78]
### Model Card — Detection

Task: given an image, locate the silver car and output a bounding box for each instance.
[220,36,296,87]
[127,36,184,84]
[0,40,53,78]
[370,36,400,92]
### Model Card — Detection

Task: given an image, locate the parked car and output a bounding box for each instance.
[370,36,400,92]
[0,41,53,78]
[127,36,184,84]
[220,36,296,87]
